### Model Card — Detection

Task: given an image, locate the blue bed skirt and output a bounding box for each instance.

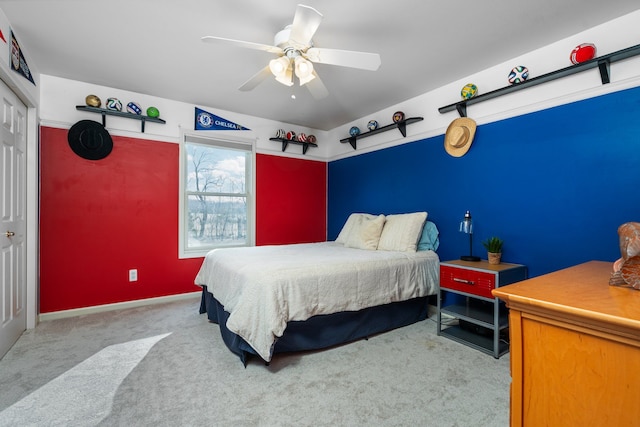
[199,286,430,365]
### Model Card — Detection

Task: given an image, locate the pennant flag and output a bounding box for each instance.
[10,31,35,85]
[194,107,250,131]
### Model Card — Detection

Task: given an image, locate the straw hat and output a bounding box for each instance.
[444,117,477,157]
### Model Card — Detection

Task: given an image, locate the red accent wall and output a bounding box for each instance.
[39,127,326,313]
[256,154,326,245]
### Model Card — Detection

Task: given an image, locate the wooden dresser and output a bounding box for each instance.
[492,261,640,427]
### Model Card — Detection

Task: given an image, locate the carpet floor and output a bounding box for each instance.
[0,297,510,426]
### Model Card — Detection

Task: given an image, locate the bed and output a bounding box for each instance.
[196,212,440,365]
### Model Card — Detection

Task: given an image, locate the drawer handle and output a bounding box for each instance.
[453,278,475,285]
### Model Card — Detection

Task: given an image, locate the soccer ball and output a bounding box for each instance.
[307,135,317,143]
[275,129,285,138]
[126,102,142,115]
[106,97,122,111]
[570,43,596,64]
[460,83,478,99]
[286,131,296,140]
[349,126,361,137]
[367,120,379,131]
[508,66,529,84]
[146,106,160,118]
[297,133,307,142]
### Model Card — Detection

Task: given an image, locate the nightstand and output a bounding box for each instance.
[437,259,527,358]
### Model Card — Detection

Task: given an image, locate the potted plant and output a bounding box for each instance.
[482,236,504,265]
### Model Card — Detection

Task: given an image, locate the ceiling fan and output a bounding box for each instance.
[201,4,381,99]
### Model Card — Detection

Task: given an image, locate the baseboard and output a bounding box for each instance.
[39,291,202,322]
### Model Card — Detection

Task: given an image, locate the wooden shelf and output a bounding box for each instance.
[340,117,423,150]
[269,137,318,155]
[438,43,640,117]
[76,105,166,133]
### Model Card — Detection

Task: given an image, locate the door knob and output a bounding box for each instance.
[4,231,15,237]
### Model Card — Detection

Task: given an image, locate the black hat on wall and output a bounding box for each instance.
[67,120,113,160]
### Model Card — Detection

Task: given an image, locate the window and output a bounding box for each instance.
[179,133,255,258]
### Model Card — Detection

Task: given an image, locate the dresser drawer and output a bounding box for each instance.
[440,265,496,298]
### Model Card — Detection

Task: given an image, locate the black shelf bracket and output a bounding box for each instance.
[598,59,611,84]
[76,105,166,133]
[269,137,317,155]
[339,117,424,150]
[438,43,640,118]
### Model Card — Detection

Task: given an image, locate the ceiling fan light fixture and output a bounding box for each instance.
[294,56,315,86]
[270,56,294,87]
[275,66,294,87]
[269,56,290,77]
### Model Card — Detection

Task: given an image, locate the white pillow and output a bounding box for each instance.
[377,212,428,252]
[335,213,376,244]
[344,214,386,250]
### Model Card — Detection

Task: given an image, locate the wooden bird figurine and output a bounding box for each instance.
[610,222,640,289]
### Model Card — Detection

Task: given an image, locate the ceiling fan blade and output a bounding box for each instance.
[201,36,283,54]
[238,66,272,91]
[305,47,381,71]
[289,4,323,47]
[305,71,328,99]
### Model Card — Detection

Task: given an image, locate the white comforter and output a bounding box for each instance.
[195,242,440,361]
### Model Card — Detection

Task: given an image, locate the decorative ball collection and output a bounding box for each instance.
[84,94,160,118]
[460,83,478,99]
[508,66,529,84]
[273,129,317,144]
[367,120,379,131]
[570,43,596,64]
[451,43,600,100]
[349,126,361,137]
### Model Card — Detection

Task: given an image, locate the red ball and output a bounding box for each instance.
[570,43,596,64]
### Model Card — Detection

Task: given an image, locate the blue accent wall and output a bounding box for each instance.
[328,86,640,278]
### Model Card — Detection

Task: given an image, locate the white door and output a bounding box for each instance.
[0,79,27,359]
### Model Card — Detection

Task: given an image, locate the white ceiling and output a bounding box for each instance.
[0,1,638,131]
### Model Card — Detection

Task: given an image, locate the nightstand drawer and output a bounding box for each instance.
[440,265,496,298]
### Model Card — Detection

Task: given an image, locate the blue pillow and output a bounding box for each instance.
[417,221,440,251]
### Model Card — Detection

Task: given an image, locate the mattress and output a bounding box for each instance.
[195,241,440,361]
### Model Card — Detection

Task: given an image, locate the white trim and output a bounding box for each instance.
[38,291,202,322]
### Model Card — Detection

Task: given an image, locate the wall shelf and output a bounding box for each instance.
[76,105,166,133]
[340,117,424,150]
[269,137,318,155]
[438,43,640,117]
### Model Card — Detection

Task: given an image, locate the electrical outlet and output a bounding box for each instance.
[129,269,138,282]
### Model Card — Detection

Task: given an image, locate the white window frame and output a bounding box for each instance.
[179,131,256,259]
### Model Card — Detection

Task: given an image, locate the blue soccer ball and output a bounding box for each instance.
[349,126,361,137]
[508,66,529,84]
[367,120,378,131]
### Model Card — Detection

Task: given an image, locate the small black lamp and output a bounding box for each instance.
[460,210,480,261]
